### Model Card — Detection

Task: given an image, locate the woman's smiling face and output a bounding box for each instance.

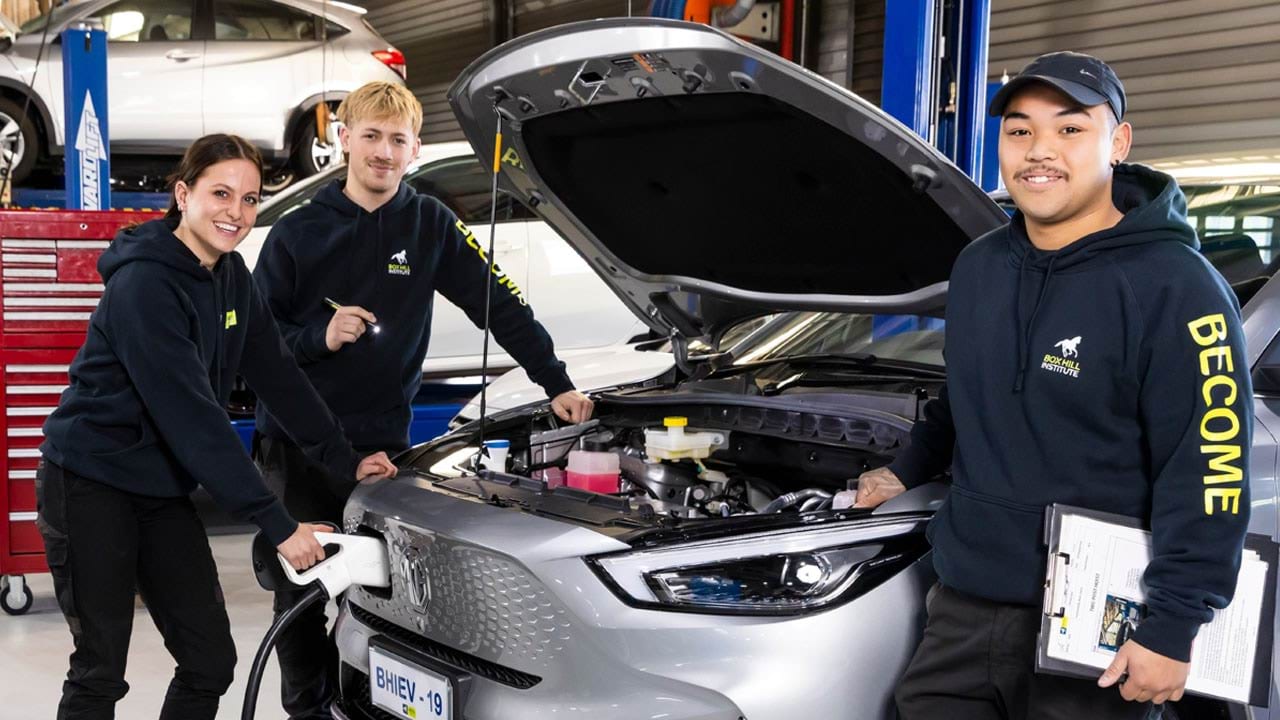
[173,158,261,267]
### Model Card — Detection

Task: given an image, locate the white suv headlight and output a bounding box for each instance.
[588,516,929,615]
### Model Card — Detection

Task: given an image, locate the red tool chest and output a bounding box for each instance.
[0,210,161,615]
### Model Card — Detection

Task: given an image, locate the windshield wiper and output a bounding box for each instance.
[760,370,932,395]
[724,352,946,379]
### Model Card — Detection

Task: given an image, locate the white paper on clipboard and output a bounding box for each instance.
[1037,504,1274,706]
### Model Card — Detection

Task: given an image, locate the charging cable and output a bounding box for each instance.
[241,529,390,720]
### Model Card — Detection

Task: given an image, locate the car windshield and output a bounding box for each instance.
[18,3,83,34]
[727,312,945,368]
[1183,181,1280,306]
[722,181,1279,371]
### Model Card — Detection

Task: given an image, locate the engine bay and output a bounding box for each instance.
[403,397,919,538]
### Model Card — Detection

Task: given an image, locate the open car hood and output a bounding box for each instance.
[449,18,1007,345]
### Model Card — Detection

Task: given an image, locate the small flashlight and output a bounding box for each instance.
[323,297,380,335]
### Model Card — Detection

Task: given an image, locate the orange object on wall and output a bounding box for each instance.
[683,0,796,63]
[683,0,739,24]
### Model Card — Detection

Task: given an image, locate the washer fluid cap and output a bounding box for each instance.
[663,416,688,428]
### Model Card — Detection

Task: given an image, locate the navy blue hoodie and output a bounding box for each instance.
[253,180,574,450]
[41,218,362,546]
[890,165,1251,662]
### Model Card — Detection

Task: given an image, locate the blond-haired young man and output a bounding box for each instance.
[252,81,592,719]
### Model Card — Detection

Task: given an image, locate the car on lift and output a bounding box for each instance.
[328,19,1278,720]
[0,0,403,187]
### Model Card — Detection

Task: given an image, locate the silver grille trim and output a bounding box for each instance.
[353,518,574,671]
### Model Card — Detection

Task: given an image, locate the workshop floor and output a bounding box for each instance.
[1,533,322,719]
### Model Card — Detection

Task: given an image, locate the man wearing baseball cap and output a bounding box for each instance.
[836,52,1251,717]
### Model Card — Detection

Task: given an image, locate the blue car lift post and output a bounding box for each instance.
[873,0,991,340]
[880,0,991,183]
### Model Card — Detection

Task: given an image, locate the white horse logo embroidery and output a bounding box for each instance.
[1055,336,1082,358]
[390,249,408,265]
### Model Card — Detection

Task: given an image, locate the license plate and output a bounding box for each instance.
[368,645,453,720]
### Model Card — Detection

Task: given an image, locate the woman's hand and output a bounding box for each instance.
[357,452,397,482]
[275,522,332,571]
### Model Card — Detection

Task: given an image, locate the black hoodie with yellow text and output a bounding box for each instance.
[252,180,574,450]
[890,165,1251,662]
[42,218,361,545]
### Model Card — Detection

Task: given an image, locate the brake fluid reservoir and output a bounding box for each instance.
[644,417,727,461]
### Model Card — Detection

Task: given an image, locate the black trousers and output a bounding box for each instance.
[36,460,237,720]
[896,583,1168,720]
[257,433,353,720]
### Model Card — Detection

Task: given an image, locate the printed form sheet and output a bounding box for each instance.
[1044,514,1267,704]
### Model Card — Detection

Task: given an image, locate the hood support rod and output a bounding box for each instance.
[477,87,511,456]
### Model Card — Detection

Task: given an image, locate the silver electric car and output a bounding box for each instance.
[329,19,1280,720]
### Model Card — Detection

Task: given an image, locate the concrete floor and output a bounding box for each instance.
[1,533,330,719]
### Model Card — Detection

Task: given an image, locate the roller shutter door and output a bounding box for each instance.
[989,0,1280,163]
[362,0,493,143]
[815,0,883,104]
[514,0,630,35]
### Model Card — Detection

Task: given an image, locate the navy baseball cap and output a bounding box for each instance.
[989,51,1126,122]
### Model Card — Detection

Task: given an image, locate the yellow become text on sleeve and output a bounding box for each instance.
[1188,313,1243,515]
[456,219,527,307]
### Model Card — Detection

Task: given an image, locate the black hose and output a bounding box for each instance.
[241,584,329,720]
[762,488,832,514]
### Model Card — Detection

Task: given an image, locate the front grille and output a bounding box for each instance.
[369,523,575,669]
[350,602,543,689]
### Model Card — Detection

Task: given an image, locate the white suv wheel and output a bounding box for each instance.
[0,113,25,169]
[0,98,37,185]
[292,107,344,178]
[310,135,343,172]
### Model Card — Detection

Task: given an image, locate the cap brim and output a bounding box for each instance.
[988,75,1111,117]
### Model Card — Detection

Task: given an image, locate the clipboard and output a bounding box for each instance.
[1037,503,1277,707]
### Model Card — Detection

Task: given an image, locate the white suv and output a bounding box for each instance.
[0,0,404,184]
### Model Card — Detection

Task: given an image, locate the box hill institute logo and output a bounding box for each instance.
[1041,336,1082,379]
[388,249,410,276]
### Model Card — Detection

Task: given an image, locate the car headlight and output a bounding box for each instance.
[588,516,929,615]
